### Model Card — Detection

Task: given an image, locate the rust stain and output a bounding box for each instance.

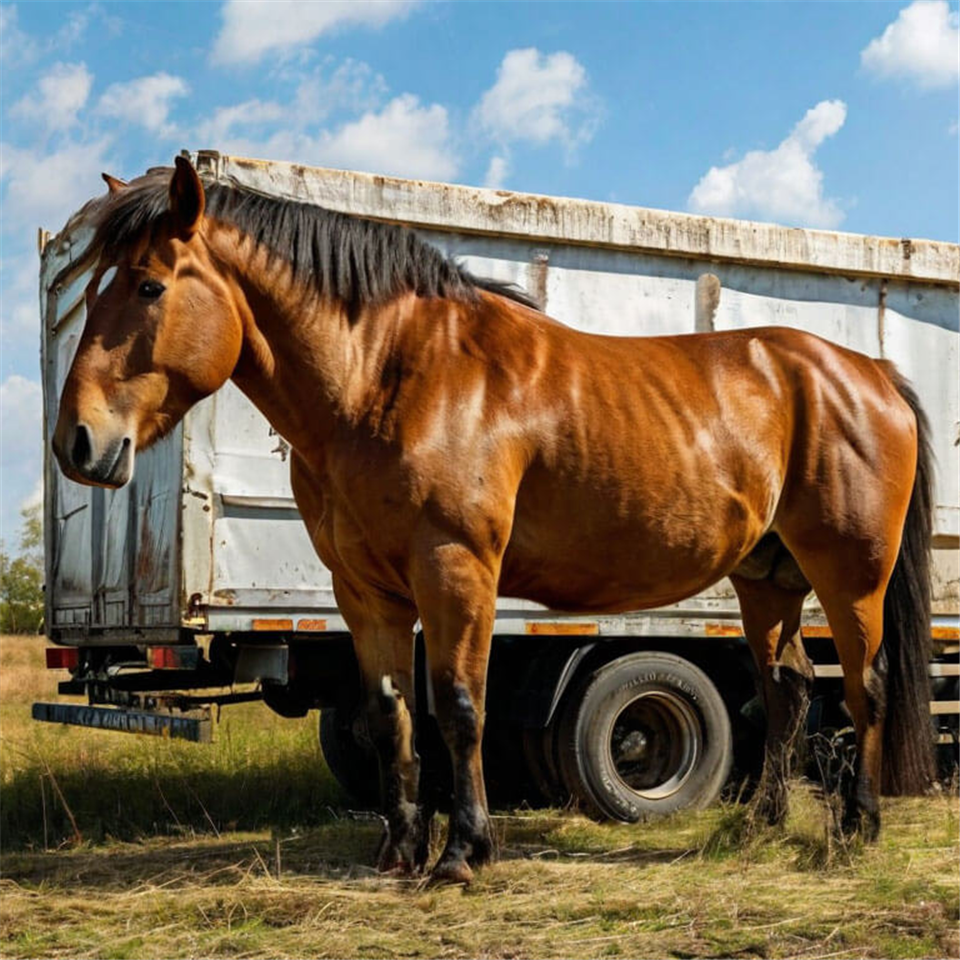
[136,510,156,583]
[525,622,599,636]
[526,251,550,310]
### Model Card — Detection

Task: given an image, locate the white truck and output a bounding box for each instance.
[34,151,960,816]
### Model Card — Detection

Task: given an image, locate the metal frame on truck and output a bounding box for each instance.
[35,151,960,816]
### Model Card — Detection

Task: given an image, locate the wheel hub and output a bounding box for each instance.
[609,689,703,800]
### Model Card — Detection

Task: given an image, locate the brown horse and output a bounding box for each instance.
[53,158,934,882]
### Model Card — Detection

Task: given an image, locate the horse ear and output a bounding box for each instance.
[102,173,127,194]
[169,156,205,237]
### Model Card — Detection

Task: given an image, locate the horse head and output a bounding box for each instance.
[52,158,242,487]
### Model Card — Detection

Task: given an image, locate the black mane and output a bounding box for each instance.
[88,167,540,311]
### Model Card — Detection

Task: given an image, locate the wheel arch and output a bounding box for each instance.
[502,635,758,731]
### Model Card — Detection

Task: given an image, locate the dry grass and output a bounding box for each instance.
[1,634,958,959]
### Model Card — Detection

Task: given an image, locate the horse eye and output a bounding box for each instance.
[138,280,165,300]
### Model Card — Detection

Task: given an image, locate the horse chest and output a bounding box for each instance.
[289,451,417,593]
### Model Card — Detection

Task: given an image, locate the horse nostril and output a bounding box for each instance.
[71,424,92,468]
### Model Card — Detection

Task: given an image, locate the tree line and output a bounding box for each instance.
[0,503,44,634]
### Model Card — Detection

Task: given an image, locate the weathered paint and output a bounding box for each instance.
[39,153,960,639]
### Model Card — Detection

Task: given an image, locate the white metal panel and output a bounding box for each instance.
[883,284,960,537]
[181,382,337,612]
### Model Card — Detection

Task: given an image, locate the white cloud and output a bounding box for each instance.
[293,59,388,123]
[484,155,509,189]
[687,100,848,229]
[0,375,43,545]
[0,137,114,231]
[11,62,93,132]
[203,93,458,182]
[476,48,596,149]
[212,0,420,65]
[0,3,120,70]
[198,59,388,148]
[0,377,42,466]
[861,0,959,89]
[317,94,456,180]
[97,73,189,136]
[0,5,38,65]
[199,99,287,145]
[0,250,42,342]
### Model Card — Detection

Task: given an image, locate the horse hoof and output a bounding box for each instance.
[429,857,474,886]
[377,846,420,876]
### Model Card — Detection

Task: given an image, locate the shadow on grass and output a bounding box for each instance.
[0,747,348,851]
[1,822,387,890]
[0,815,700,893]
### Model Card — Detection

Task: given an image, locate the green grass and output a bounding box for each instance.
[2,702,344,848]
[0,635,343,848]
[1,634,958,959]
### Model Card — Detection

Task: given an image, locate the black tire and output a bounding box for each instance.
[318,707,379,806]
[521,723,569,806]
[558,652,733,821]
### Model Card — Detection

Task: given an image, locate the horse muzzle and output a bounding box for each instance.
[53,422,135,488]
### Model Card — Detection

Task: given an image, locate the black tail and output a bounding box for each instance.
[880,368,936,795]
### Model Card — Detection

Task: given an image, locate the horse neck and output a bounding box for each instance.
[210,228,413,457]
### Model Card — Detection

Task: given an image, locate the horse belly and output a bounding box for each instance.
[501,469,764,613]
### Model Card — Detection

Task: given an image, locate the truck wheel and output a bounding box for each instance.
[522,723,569,806]
[558,652,733,821]
[318,707,379,806]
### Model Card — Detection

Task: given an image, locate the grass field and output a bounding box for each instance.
[1,633,958,959]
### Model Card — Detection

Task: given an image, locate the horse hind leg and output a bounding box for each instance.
[774,538,896,842]
[731,569,814,826]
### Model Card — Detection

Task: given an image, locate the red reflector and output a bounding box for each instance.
[149,647,179,669]
[46,648,79,670]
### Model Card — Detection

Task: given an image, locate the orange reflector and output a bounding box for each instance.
[932,626,960,641]
[45,647,79,670]
[705,623,742,637]
[802,626,832,638]
[252,618,293,631]
[297,619,328,632]
[525,622,599,636]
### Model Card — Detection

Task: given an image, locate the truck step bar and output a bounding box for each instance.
[32,702,211,742]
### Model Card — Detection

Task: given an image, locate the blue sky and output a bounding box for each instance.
[1,0,958,546]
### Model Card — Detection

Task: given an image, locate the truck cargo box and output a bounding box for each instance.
[40,151,959,644]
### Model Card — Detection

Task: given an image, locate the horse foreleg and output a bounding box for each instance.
[333,575,429,873]
[732,574,813,826]
[414,541,497,884]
